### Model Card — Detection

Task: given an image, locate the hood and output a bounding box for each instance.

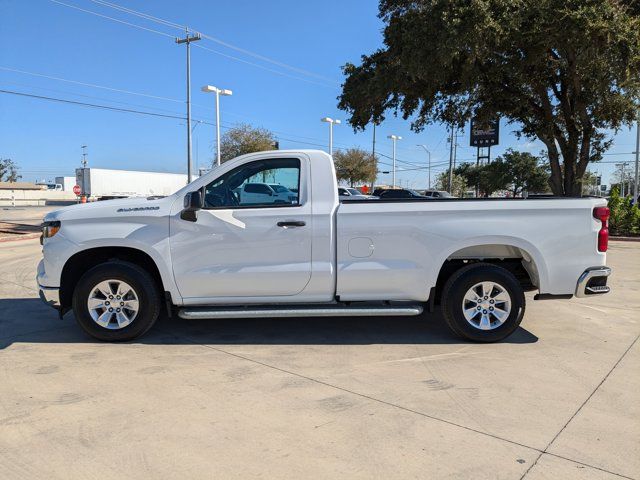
[43,196,176,222]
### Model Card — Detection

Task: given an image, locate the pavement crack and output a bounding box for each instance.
[519,333,640,480]
[155,328,538,448]
[0,276,38,292]
[156,328,640,480]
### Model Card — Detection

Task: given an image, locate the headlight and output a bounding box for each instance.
[41,221,61,243]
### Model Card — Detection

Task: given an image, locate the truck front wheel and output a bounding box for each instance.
[72,261,161,341]
[441,263,525,342]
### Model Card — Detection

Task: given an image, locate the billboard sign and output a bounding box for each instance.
[470,118,499,147]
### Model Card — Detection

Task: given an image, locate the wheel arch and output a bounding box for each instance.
[431,237,548,304]
[60,246,167,313]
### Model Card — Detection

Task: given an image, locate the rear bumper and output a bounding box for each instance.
[575,266,611,298]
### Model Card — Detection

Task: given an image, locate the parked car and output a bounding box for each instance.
[423,189,453,198]
[38,149,611,343]
[338,187,376,200]
[378,188,427,199]
[239,182,297,205]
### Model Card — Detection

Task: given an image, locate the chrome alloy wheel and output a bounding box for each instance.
[462,281,511,330]
[87,280,139,329]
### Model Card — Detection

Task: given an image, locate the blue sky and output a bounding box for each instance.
[0,0,637,188]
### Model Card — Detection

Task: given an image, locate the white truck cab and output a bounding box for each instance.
[37,150,611,343]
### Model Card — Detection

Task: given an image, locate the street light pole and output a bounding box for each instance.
[417,144,432,189]
[387,134,402,187]
[176,29,201,182]
[202,85,233,166]
[321,117,341,155]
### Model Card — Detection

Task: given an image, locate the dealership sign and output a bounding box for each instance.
[470,118,499,147]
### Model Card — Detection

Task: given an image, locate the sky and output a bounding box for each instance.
[0,0,637,189]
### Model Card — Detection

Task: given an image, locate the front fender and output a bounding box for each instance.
[41,215,181,304]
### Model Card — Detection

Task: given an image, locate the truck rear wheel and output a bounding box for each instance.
[441,263,525,342]
[72,261,161,341]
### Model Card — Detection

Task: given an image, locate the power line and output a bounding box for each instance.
[0,88,362,153]
[0,66,183,103]
[86,0,338,84]
[194,44,336,88]
[0,88,189,120]
[49,0,174,38]
[49,0,337,88]
[0,67,345,145]
[1,80,189,115]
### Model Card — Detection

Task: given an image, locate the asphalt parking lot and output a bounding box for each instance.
[1,207,638,479]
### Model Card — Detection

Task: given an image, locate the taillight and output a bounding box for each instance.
[593,207,609,252]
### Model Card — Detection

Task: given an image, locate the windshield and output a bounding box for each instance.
[347,188,363,196]
[269,184,289,193]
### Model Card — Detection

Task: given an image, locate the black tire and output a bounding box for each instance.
[441,263,525,342]
[72,261,161,341]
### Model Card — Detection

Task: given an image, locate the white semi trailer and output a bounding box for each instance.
[75,168,191,200]
[55,176,77,192]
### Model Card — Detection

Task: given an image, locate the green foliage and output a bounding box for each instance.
[0,158,21,182]
[338,0,640,196]
[333,148,378,186]
[219,124,277,164]
[498,150,549,196]
[454,150,549,196]
[435,170,468,197]
[608,187,640,236]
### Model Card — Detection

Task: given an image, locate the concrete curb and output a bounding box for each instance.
[611,236,640,242]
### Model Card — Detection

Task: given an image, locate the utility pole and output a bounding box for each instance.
[372,123,376,158]
[634,114,639,203]
[81,145,88,167]
[176,28,201,183]
[447,125,455,193]
[453,134,458,170]
[371,123,377,192]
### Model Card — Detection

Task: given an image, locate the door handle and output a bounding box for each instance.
[277,221,306,227]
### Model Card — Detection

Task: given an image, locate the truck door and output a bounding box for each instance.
[169,157,312,300]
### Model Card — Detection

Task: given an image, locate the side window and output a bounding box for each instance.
[203,158,300,209]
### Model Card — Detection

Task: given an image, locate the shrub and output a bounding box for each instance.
[608,187,640,236]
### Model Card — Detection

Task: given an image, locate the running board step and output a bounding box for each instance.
[178,305,423,320]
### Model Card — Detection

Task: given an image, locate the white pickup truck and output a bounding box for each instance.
[37,150,611,343]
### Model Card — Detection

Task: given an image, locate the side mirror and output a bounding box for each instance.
[181,190,202,222]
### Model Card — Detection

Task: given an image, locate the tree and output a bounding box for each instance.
[0,158,21,182]
[333,148,378,186]
[435,170,468,197]
[219,124,277,164]
[338,0,640,196]
[455,162,507,197]
[495,150,549,196]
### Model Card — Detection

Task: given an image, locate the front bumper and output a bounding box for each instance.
[575,266,611,298]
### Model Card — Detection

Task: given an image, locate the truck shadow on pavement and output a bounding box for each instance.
[0,297,538,349]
